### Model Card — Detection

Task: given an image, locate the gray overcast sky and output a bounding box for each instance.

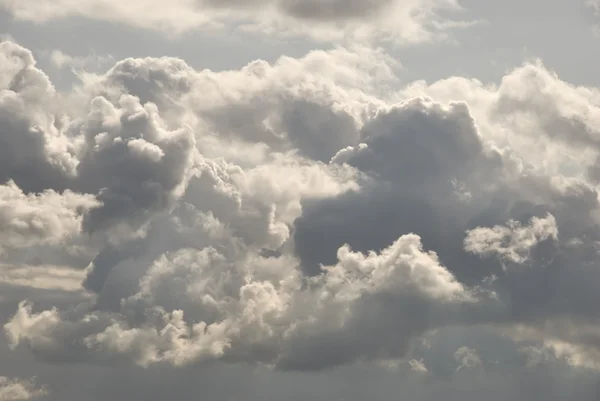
[1,1,600,400]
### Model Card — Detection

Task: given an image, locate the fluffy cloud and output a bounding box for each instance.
[291,59,600,374]
[74,95,196,236]
[6,233,470,369]
[0,377,46,401]
[0,181,98,253]
[1,38,600,401]
[0,41,77,193]
[464,214,558,264]
[78,45,397,164]
[454,346,482,370]
[0,0,465,43]
[408,358,428,372]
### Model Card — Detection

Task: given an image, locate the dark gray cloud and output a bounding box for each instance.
[74,96,196,235]
[197,0,401,21]
[275,0,396,21]
[294,99,505,280]
[293,72,600,371]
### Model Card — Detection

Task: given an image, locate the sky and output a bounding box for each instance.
[1,1,600,400]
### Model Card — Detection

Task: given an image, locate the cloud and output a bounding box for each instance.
[454,346,482,371]
[498,320,600,371]
[0,41,77,193]
[73,45,397,167]
[5,233,471,369]
[0,264,86,292]
[46,50,115,73]
[291,60,600,372]
[0,181,98,253]
[464,214,558,264]
[0,0,467,43]
[74,95,196,237]
[0,377,46,401]
[0,39,600,399]
[0,41,200,241]
[293,97,505,279]
[408,358,428,372]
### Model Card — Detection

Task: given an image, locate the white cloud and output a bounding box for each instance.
[0,377,46,401]
[7,233,469,368]
[1,39,600,390]
[0,264,86,291]
[0,181,98,253]
[0,41,78,192]
[408,358,428,372]
[454,346,481,371]
[464,214,559,264]
[326,234,469,303]
[500,321,600,371]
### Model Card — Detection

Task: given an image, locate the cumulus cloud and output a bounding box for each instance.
[408,358,428,372]
[464,214,558,264]
[5,233,471,369]
[0,41,77,193]
[454,346,482,371]
[74,95,196,237]
[1,38,600,401]
[0,377,46,401]
[0,181,98,253]
[0,0,466,43]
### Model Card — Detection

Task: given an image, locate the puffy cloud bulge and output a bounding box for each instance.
[2,35,600,382]
[0,0,463,42]
[0,377,46,401]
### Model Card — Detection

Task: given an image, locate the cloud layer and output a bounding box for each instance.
[0,0,465,43]
[1,37,600,399]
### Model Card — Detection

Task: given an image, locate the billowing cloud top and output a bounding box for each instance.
[1,14,600,399]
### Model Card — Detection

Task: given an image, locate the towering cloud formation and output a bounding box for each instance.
[1,38,600,400]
